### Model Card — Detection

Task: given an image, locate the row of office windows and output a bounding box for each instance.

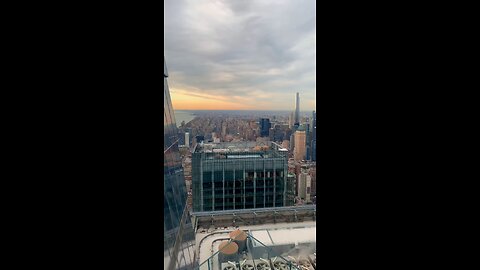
[201,170,284,180]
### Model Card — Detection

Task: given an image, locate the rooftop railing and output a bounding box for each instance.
[195,229,315,270]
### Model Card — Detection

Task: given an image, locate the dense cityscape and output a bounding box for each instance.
[176,108,317,209]
[165,59,316,270]
[164,1,316,269]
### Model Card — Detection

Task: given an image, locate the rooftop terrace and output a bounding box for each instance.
[192,206,317,270]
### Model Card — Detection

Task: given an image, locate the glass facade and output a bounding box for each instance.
[164,58,195,270]
[311,111,316,161]
[192,143,294,213]
[259,118,271,137]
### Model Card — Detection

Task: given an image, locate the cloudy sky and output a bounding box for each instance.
[165,0,316,111]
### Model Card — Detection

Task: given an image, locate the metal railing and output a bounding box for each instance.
[195,230,311,270]
[192,205,316,217]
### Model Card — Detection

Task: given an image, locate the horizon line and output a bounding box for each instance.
[174,109,316,112]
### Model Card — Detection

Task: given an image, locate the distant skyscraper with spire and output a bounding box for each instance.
[294,92,300,127]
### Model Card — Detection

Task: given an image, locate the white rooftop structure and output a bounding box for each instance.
[193,206,316,270]
[250,226,316,247]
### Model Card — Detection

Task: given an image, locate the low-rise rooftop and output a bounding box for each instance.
[192,206,316,270]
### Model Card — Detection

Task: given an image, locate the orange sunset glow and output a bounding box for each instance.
[170,89,255,110]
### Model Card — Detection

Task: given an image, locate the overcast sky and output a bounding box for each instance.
[165,0,316,111]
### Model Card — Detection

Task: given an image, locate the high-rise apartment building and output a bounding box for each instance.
[298,170,312,203]
[309,167,316,201]
[305,122,311,161]
[185,132,190,147]
[294,130,306,162]
[259,118,271,137]
[191,142,294,212]
[311,140,316,162]
[268,124,283,142]
[164,58,195,270]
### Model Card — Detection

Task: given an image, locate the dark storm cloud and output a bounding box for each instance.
[165,0,316,110]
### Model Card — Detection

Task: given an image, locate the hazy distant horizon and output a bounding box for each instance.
[174,109,314,126]
[175,109,316,112]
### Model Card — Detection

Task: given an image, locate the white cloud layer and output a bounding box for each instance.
[165,0,316,111]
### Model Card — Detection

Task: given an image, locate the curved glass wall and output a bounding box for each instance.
[164,58,195,270]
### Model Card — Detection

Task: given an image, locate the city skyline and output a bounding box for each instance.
[165,0,316,111]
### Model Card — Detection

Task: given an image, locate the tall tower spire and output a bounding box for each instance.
[294,92,300,127]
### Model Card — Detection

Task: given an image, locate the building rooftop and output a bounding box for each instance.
[194,142,270,153]
[193,142,288,160]
[192,206,316,270]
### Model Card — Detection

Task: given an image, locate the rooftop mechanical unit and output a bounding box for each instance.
[285,256,300,270]
[270,257,289,270]
[219,241,239,263]
[221,261,238,270]
[230,229,247,252]
[238,259,255,270]
[253,258,272,270]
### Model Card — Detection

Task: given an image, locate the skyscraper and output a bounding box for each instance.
[259,118,271,137]
[294,129,306,162]
[305,121,311,161]
[310,111,316,131]
[164,58,195,270]
[221,122,227,138]
[191,142,294,212]
[311,110,316,161]
[298,169,312,203]
[289,133,295,152]
[294,92,300,127]
[311,139,316,162]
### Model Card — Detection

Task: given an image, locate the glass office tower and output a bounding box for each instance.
[191,142,294,212]
[311,110,316,161]
[259,118,271,137]
[164,58,195,270]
